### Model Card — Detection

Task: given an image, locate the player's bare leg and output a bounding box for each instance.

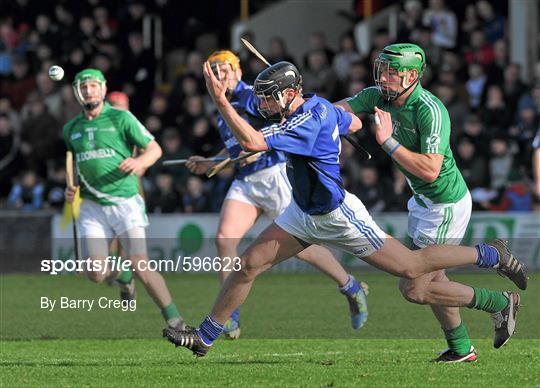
[120,229,184,330]
[297,245,369,329]
[399,270,477,362]
[163,223,306,356]
[215,199,261,338]
[82,237,119,283]
[297,245,348,285]
[211,223,305,322]
[365,236,527,288]
[216,199,261,284]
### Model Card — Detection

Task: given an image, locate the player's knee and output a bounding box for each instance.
[215,232,239,251]
[398,279,427,304]
[238,254,266,281]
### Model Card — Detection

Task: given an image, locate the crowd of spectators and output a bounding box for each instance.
[1,0,538,214]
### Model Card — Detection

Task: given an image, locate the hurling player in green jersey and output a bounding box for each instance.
[336,44,519,362]
[63,69,185,331]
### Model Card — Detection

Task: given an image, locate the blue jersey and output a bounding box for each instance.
[217,80,285,180]
[262,95,352,215]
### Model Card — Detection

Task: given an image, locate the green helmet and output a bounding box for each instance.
[72,68,107,110]
[373,43,426,101]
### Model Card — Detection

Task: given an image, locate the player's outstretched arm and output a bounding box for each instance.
[186,148,229,175]
[202,61,267,152]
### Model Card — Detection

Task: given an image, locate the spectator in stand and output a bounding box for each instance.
[455,136,488,190]
[302,31,335,68]
[7,170,44,211]
[489,135,514,191]
[486,39,508,85]
[353,165,388,213]
[34,70,62,120]
[480,84,512,133]
[169,51,205,111]
[93,6,117,44]
[156,127,192,185]
[0,56,36,110]
[398,0,423,42]
[434,82,469,141]
[346,60,370,85]
[476,0,505,44]
[54,4,78,55]
[0,113,23,198]
[465,62,487,110]
[267,36,296,66]
[62,47,87,82]
[464,29,495,66]
[20,93,60,176]
[147,173,182,214]
[92,52,122,92]
[77,15,99,57]
[332,32,362,82]
[302,49,338,100]
[182,176,209,213]
[415,25,441,70]
[422,0,457,49]
[177,94,205,137]
[58,84,80,124]
[510,95,540,170]
[0,95,21,132]
[502,63,528,115]
[187,116,219,156]
[460,3,481,47]
[462,114,489,156]
[43,162,66,210]
[122,32,156,116]
[386,166,410,212]
[143,92,175,137]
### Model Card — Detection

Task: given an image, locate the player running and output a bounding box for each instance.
[185,50,369,338]
[63,68,185,331]
[336,43,518,362]
[163,60,526,357]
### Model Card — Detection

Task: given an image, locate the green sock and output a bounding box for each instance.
[161,302,181,321]
[443,322,472,356]
[116,268,133,285]
[471,287,509,313]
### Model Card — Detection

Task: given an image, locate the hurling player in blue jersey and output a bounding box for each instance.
[186,51,370,338]
[163,60,527,357]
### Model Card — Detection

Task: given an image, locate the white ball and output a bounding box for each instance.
[48,65,64,81]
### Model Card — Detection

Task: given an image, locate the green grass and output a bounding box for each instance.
[1,272,539,386]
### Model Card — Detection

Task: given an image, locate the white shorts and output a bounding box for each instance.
[275,191,387,257]
[407,191,472,248]
[225,163,292,220]
[78,194,148,257]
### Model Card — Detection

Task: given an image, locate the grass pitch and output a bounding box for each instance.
[1,272,539,386]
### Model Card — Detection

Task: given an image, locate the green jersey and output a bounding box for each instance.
[63,102,153,206]
[346,85,468,206]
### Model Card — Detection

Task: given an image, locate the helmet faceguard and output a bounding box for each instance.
[373,43,426,101]
[254,61,302,123]
[72,68,107,110]
[207,50,241,93]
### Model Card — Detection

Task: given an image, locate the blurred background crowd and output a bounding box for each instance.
[1,0,539,214]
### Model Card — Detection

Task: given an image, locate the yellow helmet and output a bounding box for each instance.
[208,50,240,71]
